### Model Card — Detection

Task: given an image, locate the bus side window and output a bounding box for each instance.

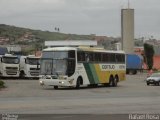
[121,54,125,63]
[95,53,102,62]
[67,59,75,77]
[68,50,75,58]
[102,53,108,62]
[89,53,94,62]
[115,54,125,63]
[85,53,89,62]
[77,51,85,62]
[115,54,119,63]
[110,54,116,62]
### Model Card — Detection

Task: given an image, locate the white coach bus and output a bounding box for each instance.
[39,41,126,89]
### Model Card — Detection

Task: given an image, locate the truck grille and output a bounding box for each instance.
[30,68,40,70]
[6,67,18,70]
[30,71,40,76]
[6,71,18,75]
[6,67,18,75]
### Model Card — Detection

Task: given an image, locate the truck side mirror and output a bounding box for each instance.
[24,58,26,63]
[0,58,2,62]
[37,62,39,69]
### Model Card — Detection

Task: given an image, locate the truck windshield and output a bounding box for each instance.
[40,51,75,76]
[26,58,40,65]
[2,57,19,64]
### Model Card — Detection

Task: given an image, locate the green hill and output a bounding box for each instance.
[0,24,93,44]
[0,24,94,54]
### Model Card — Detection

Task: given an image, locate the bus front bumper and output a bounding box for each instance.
[39,79,74,87]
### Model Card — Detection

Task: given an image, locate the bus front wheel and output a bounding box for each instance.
[76,77,82,89]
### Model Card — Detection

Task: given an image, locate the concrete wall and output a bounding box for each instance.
[121,9,134,54]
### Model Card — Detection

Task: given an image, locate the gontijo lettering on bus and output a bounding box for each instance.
[100,64,126,71]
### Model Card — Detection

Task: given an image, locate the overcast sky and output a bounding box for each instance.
[0,0,160,39]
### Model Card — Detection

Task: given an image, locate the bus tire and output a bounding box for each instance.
[54,86,58,89]
[76,77,82,89]
[113,76,118,87]
[109,76,115,87]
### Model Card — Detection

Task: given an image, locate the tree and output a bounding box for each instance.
[144,43,154,70]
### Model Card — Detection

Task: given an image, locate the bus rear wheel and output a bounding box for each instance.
[113,76,118,87]
[109,76,117,87]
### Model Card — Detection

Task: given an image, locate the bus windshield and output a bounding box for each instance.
[26,58,40,65]
[2,56,19,64]
[40,51,68,75]
[40,51,75,76]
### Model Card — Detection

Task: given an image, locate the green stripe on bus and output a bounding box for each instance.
[89,64,99,84]
[83,63,95,84]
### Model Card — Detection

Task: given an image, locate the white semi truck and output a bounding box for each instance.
[0,54,20,78]
[19,55,40,78]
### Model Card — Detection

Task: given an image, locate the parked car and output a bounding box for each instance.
[146,73,160,86]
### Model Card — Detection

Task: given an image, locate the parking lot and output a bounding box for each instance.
[0,73,160,115]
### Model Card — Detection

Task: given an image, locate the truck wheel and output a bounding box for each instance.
[132,70,137,75]
[126,70,129,74]
[155,82,160,86]
[20,71,25,79]
[54,86,58,89]
[146,82,150,86]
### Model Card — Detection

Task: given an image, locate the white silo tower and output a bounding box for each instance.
[121,8,134,54]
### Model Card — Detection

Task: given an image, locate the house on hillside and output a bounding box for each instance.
[0,37,9,45]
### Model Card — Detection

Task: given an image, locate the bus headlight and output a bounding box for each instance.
[59,81,64,84]
[40,80,44,85]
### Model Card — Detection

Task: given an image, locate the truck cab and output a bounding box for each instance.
[126,54,143,74]
[0,54,20,78]
[19,55,40,78]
